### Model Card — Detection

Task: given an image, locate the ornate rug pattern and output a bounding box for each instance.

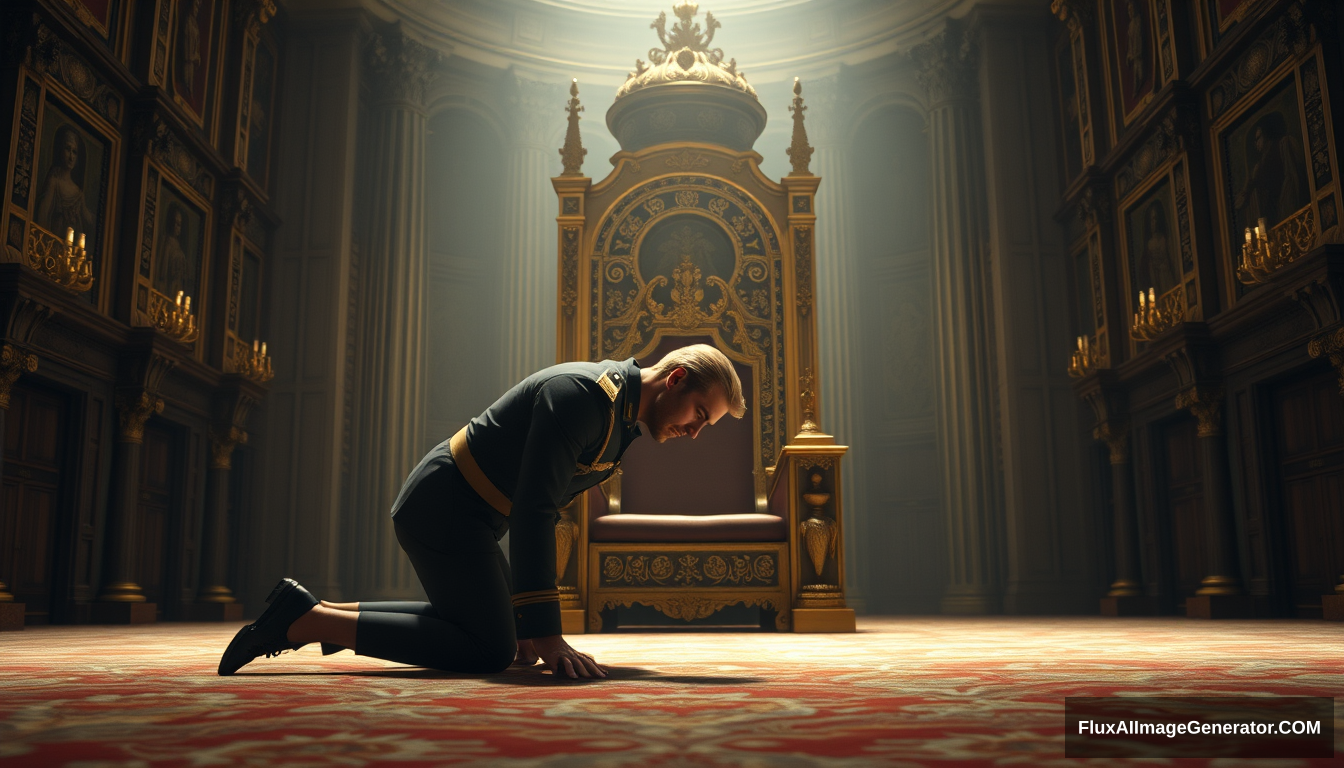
[1,617,1340,766]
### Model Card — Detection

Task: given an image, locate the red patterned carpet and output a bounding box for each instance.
[0,617,1340,766]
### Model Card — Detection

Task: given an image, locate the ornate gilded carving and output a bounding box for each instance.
[28,21,122,124]
[234,0,278,37]
[796,455,835,470]
[559,79,587,176]
[786,78,814,176]
[799,472,836,576]
[1093,420,1130,465]
[617,2,756,102]
[365,26,441,109]
[1175,387,1224,438]
[798,368,820,434]
[0,344,38,410]
[116,392,165,444]
[600,551,777,587]
[10,76,39,211]
[1307,327,1344,397]
[665,149,710,172]
[560,227,580,317]
[912,19,977,105]
[1237,206,1318,284]
[133,114,214,198]
[794,226,813,315]
[1114,107,1199,199]
[592,595,787,630]
[209,427,248,470]
[1208,3,1312,120]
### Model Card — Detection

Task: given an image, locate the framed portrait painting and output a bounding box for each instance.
[170,0,222,130]
[151,180,207,304]
[30,91,117,305]
[245,36,277,189]
[1220,76,1311,236]
[1105,0,1159,129]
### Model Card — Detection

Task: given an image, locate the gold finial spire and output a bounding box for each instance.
[560,77,587,176]
[616,3,755,101]
[787,77,814,175]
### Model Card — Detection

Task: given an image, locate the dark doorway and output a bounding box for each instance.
[0,384,70,624]
[1160,416,1204,611]
[136,421,180,617]
[1272,370,1344,617]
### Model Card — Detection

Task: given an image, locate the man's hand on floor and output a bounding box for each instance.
[530,634,608,679]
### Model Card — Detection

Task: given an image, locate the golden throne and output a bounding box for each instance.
[550,2,854,633]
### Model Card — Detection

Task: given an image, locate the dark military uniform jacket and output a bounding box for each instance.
[391,358,643,639]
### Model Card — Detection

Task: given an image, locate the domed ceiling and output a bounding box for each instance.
[372,0,1006,86]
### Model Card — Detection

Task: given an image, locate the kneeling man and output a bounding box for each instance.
[220,344,745,678]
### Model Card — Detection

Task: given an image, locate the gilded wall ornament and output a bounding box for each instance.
[1307,327,1344,397]
[364,26,441,109]
[1175,386,1224,438]
[209,427,248,470]
[116,391,165,444]
[1092,420,1130,465]
[0,344,38,410]
[912,19,978,105]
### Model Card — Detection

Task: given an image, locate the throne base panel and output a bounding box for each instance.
[792,607,856,633]
[561,608,587,634]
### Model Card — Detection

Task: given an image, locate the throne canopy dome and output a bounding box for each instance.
[606,2,767,153]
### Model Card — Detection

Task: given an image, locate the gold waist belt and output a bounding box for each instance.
[449,427,512,517]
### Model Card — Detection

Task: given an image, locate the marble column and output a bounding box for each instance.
[914,20,1002,614]
[502,76,561,382]
[94,389,165,623]
[1176,386,1247,617]
[807,76,866,610]
[193,418,248,621]
[1102,426,1142,597]
[349,27,439,599]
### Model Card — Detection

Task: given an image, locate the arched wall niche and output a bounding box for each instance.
[424,107,510,442]
[847,102,945,614]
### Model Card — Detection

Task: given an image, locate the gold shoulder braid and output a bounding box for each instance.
[575,370,620,475]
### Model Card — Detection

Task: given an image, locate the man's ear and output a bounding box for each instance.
[666,366,687,389]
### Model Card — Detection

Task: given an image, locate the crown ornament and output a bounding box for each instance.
[616,2,756,101]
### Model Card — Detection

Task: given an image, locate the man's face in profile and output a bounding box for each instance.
[646,367,730,444]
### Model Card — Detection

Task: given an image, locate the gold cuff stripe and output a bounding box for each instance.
[510,591,559,605]
[449,427,512,517]
[512,594,561,607]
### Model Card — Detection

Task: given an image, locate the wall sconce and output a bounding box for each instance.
[154,290,199,343]
[27,226,94,293]
[1130,286,1184,341]
[240,339,274,383]
[1237,216,1286,285]
[1067,334,1101,378]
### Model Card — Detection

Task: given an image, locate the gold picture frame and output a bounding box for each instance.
[133,156,214,356]
[1117,155,1199,351]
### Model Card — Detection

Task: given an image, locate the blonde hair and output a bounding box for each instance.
[648,343,746,418]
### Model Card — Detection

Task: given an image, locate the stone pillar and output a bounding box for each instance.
[502,76,561,380]
[192,388,251,622]
[1094,421,1153,615]
[349,26,439,600]
[0,343,37,630]
[807,76,866,611]
[914,20,1002,614]
[94,386,166,624]
[1177,386,1250,618]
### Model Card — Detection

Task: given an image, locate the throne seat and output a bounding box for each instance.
[590,513,786,542]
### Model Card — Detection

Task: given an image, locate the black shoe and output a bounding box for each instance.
[217,578,319,675]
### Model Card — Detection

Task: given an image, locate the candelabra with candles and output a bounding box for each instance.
[1237,216,1288,284]
[154,290,199,343]
[27,226,94,292]
[239,339,274,383]
[1130,286,1184,341]
[1067,334,1103,378]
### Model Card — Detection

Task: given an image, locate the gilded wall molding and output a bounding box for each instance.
[115,391,164,444]
[1207,2,1313,120]
[1092,420,1130,465]
[1175,386,1224,438]
[0,344,38,410]
[27,19,123,125]
[133,114,215,199]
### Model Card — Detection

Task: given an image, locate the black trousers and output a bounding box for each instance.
[353,462,517,673]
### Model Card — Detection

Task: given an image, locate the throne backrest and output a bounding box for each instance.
[616,334,756,517]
